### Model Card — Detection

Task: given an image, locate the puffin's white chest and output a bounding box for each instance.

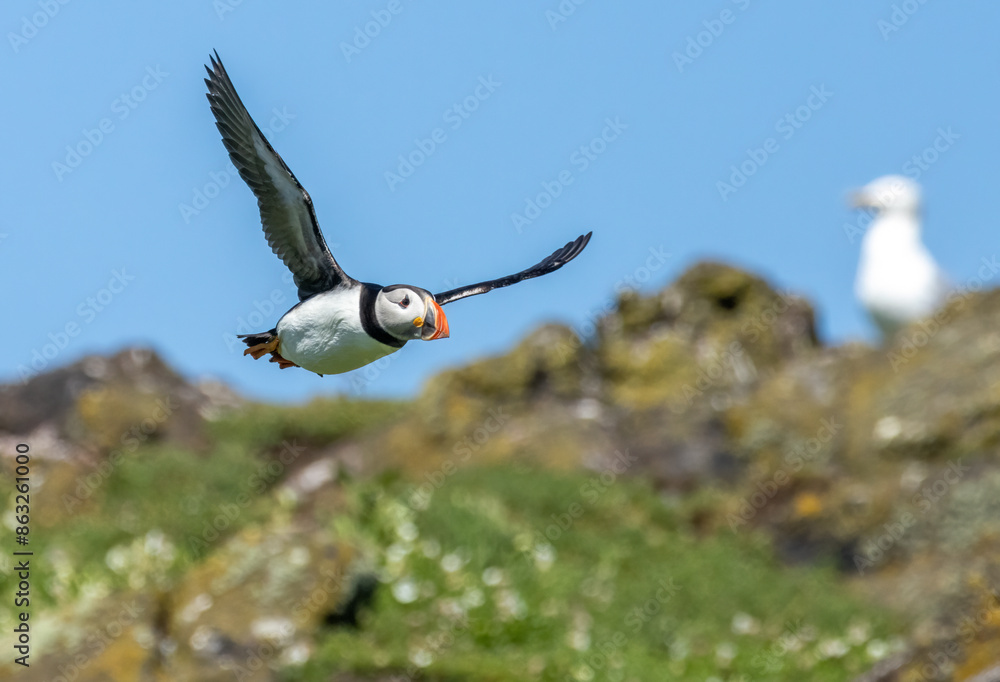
[276,289,402,375]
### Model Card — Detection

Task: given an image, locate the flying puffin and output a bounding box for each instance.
[204,53,592,376]
[850,175,950,337]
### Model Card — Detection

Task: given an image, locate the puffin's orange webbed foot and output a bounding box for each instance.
[243,337,280,360]
[268,351,299,370]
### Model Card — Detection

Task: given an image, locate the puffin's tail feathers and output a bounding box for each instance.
[237,329,277,346]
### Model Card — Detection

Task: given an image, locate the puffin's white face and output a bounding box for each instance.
[850,175,921,214]
[375,286,450,342]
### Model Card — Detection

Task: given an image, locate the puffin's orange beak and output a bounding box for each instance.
[420,297,449,340]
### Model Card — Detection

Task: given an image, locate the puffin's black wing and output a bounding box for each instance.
[435,232,592,306]
[205,51,353,300]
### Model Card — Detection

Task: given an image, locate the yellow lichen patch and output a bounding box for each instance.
[74,385,167,451]
[601,335,696,410]
[949,632,1000,681]
[792,491,823,519]
[74,630,150,682]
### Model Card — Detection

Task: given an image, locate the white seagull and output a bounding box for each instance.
[204,53,592,376]
[851,175,950,337]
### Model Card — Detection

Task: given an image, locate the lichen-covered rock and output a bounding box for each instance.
[1,347,241,453]
[427,324,587,405]
[12,520,352,681]
[597,261,817,408]
[595,262,819,488]
[162,521,351,681]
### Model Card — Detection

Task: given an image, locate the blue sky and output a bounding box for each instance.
[3,1,999,402]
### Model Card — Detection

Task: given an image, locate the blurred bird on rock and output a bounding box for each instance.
[850,175,950,338]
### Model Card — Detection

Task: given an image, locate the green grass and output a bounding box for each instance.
[208,396,407,451]
[0,397,401,619]
[0,442,270,611]
[289,466,903,682]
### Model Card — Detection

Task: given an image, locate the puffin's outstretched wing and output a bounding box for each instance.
[205,51,353,300]
[435,232,592,306]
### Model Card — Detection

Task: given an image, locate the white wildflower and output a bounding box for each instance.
[818,638,849,659]
[392,578,419,604]
[440,553,463,573]
[731,611,760,635]
[482,567,504,586]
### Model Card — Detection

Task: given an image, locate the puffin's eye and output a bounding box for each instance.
[399,295,410,308]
